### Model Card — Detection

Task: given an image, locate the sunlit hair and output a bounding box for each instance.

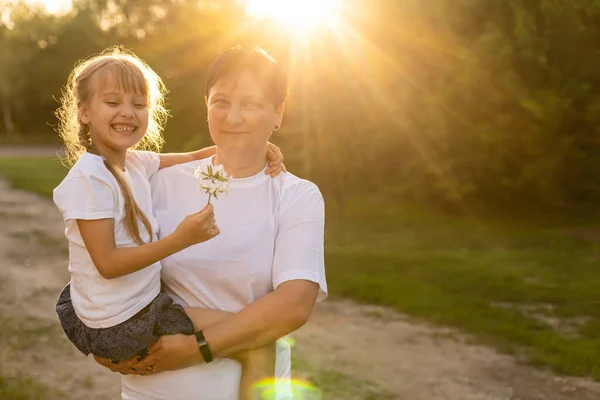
[205,46,288,105]
[55,46,166,245]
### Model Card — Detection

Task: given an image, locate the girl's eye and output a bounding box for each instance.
[106,101,118,106]
[244,102,262,109]
[134,103,147,108]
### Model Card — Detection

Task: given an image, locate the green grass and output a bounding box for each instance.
[0,157,68,197]
[2,157,600,380]
[326,200,600,379]
[0,372,51,400]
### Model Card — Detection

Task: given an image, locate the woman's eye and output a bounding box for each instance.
[106,101,118,106]
[134,103,147,108]
[244,102,261,108]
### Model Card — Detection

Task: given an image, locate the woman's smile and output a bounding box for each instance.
[220,130,250,135]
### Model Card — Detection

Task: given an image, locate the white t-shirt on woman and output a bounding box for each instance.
[121,157,327,400]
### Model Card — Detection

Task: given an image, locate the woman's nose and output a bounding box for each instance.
[226,106,243,126]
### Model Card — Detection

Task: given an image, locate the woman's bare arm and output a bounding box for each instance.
[130,280,318,373]
[203,280,319,357]
[183,307,233,331]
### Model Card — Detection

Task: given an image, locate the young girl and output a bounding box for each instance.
[53,47,283,398]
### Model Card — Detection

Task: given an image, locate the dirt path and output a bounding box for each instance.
[0,145,63,157]
[2,178,600,399]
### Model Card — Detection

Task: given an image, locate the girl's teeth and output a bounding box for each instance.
[113,125,135,132]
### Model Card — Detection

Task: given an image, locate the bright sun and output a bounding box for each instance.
[243,0,341,31]
[24,0,70,14]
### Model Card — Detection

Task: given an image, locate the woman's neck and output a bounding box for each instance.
[213,147,267,178]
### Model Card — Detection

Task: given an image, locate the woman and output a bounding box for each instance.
[96,46,327,400]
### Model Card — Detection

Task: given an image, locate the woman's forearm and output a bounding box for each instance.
[200,280,319,358]
[184,307,233,331]
[126,283,319,374]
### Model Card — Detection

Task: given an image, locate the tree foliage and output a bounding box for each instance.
[3,0,600,213]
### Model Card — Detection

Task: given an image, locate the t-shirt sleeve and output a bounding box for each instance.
[53,175,115,221]
[272,182,328,302]
[131,150,160,179]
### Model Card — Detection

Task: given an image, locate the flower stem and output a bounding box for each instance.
[206,193,212,207]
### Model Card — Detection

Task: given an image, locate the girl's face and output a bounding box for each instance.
[80,74,149,155]
[206,69,284,156]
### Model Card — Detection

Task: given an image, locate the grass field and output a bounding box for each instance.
[2,156,600,381]
[0,157,67,197]
[0,372,53,400]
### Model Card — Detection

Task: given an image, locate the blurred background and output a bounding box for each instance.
[3,1,600,399]
[4,0,600,214]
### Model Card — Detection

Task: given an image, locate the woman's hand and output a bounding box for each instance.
[93,354,141,375]
[129,334,200,375]
[265,143,286,177]
[229,342,275,367]
[233,343,277,400]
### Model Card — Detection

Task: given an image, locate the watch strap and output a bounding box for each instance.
[194,331,213,363]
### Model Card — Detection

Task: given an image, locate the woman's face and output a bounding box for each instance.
[206,69,284,156]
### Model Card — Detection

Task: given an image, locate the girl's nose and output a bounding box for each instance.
[120,104,134,118]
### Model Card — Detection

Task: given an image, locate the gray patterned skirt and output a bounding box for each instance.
[55,284,195,362]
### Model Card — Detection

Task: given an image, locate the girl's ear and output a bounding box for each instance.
[275,102,285,127]
[79,107,90,125]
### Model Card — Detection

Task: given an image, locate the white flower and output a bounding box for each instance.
[198,181,211,192]
[196,163,231,204]
[212,164,224,176]
[194,164,212,178]
[216,180,229,194]
[210,182,219,195]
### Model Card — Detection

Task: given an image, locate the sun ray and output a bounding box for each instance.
[242,0,342,33]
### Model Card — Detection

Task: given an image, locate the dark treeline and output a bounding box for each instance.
[2,0,600,214]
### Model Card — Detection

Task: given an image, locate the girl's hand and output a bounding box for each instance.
[173,204,219,247]
[129,334,200,375]
[265,143,286,177]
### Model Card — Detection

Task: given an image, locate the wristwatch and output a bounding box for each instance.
[194,331,213,363]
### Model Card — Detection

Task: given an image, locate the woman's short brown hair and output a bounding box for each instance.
[205,46,288,105]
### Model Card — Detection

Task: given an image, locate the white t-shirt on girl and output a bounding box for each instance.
[53,150,162,329]
[121,157,327,400]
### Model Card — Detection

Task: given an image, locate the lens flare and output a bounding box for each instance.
[251,378,322,400]
[280,335,296,348]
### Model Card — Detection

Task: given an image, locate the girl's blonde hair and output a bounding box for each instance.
[56,46,168,245]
